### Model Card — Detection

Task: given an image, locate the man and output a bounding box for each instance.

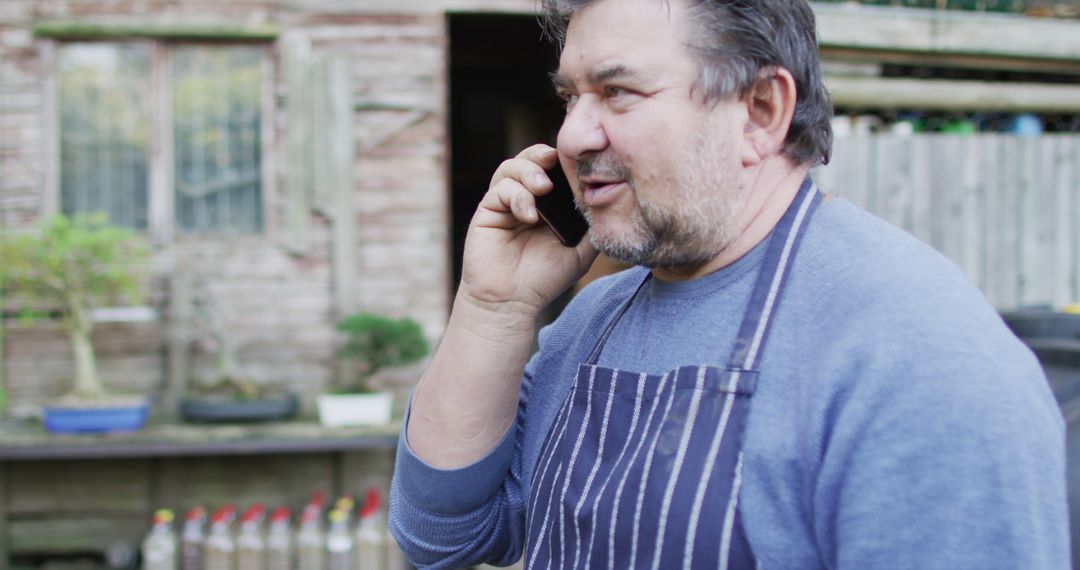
[391,0,1069,567]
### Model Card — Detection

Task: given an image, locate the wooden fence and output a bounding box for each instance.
[814,134,1080,310]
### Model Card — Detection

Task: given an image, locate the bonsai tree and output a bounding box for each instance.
[335,313,429,393]
[0,213,148,402]
[188,271,262,399]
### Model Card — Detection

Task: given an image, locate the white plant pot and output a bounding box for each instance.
[317,392,394,427]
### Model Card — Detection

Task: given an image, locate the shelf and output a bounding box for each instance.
[0,419,399,461]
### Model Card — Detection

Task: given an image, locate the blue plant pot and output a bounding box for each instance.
[43,401,150,434]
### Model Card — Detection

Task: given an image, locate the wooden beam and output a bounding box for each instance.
[273,0,1080,67]
[821,46,1080,76]
[32,21,282,41]
[329,55,359,316]
[815,4,1080,62]
[39,40,58,219]
[0,421,399,461]
[149,42,174,245]
[283,37,313,255]
[277,0,537,14]
[826,75,1080,112]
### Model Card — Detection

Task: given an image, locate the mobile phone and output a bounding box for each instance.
[535,165,589,247]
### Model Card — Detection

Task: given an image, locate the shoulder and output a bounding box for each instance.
[780,197,1056,424]
[793,198,1011,346]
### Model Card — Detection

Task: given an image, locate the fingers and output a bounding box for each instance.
[477,145,560,228]
[489,177,540,225]
[490,144,559,196]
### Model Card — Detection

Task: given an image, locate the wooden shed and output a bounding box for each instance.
[0,0,1078,565]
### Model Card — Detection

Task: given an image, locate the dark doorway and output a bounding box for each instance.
[447,14,564,290]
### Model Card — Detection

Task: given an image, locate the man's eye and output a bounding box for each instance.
[604,86,627,98]
[560,93,579,108]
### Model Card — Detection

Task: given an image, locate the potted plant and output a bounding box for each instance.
[177,265,298,423]
[0,213,151,433]
[318,313,429,427]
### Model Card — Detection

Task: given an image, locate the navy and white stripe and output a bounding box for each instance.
[525,179,821,569]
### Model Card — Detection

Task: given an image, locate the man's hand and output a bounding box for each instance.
[406,144,596,469]
[459,144,598,321]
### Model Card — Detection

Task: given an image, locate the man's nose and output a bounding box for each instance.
[556,98,609,160]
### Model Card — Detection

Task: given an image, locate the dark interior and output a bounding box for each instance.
[447,14,565,291]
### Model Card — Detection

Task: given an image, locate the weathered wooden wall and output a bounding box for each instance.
[815,134,1080,310]
[0,1,456,417]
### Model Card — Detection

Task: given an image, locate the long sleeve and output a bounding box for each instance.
[390,393,527,569]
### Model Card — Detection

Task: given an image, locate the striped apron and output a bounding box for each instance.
[524,179,820,569]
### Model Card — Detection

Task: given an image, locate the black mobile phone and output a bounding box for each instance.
[535,166,589,247]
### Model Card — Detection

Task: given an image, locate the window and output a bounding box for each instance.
[56,42,268,236]
[173,46,264,234]
[58,43,152,229]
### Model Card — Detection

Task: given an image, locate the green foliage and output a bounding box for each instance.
[0,213,149,324]
[336,314,430,393]
[59,43,151,150]
[34,21,282,41]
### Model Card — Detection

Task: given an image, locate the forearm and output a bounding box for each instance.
[406,292,538,468]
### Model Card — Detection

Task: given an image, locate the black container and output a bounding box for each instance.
[1002,309,1080,565]
[1002,309,1080,341]
[180,392,299,423]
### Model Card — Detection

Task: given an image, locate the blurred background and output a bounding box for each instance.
[0,0,1078,568]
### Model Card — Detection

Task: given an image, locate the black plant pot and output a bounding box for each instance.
[1001,308,1080,340]
[179,392,299,423]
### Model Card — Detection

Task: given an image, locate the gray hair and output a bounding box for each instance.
[540,0,833,166]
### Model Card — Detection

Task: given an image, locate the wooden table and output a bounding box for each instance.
[0,419,400,568]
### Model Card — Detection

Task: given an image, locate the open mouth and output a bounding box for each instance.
[580,180,626,207]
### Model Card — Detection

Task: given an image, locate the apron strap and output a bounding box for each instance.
[585,177,821,371]
[727,178,820,372]
[585,274,652,366]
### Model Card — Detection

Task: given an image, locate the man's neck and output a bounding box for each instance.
[651,164,810,282]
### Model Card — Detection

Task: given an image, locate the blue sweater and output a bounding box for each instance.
[391,198,1069,569]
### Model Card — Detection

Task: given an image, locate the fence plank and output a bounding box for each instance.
[819,134,1080,310]
[1052,136,1077,305]
[960,135,982,288]
[908,135,933,244]
[1073,138,1080,304]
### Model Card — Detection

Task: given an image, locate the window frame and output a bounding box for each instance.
[42,37,277,244]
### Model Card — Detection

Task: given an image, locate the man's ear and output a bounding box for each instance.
[741,67,797,166]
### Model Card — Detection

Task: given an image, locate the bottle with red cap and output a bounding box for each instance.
[236,504,266,570]
[308,491,327,512]
[142,509,178,570]
[355,488,386,570]
[204,505,237,570]
[265,507,293,570]
[296,496,325,570]
[181,506,207,570]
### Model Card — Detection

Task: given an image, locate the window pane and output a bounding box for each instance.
[58,43,151,229]
[173,46,264,234]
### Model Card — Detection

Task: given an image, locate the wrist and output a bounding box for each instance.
[449,290,540,345]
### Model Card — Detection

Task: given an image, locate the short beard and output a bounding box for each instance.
[579,135,746,270]
[587,192,742,269]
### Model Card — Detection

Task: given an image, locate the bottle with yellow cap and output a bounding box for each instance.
[327,508,355,570]
[143,508,178,570]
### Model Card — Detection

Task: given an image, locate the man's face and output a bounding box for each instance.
[553,0,749,269]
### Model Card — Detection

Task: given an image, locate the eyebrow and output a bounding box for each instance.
[550,63,642,91]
